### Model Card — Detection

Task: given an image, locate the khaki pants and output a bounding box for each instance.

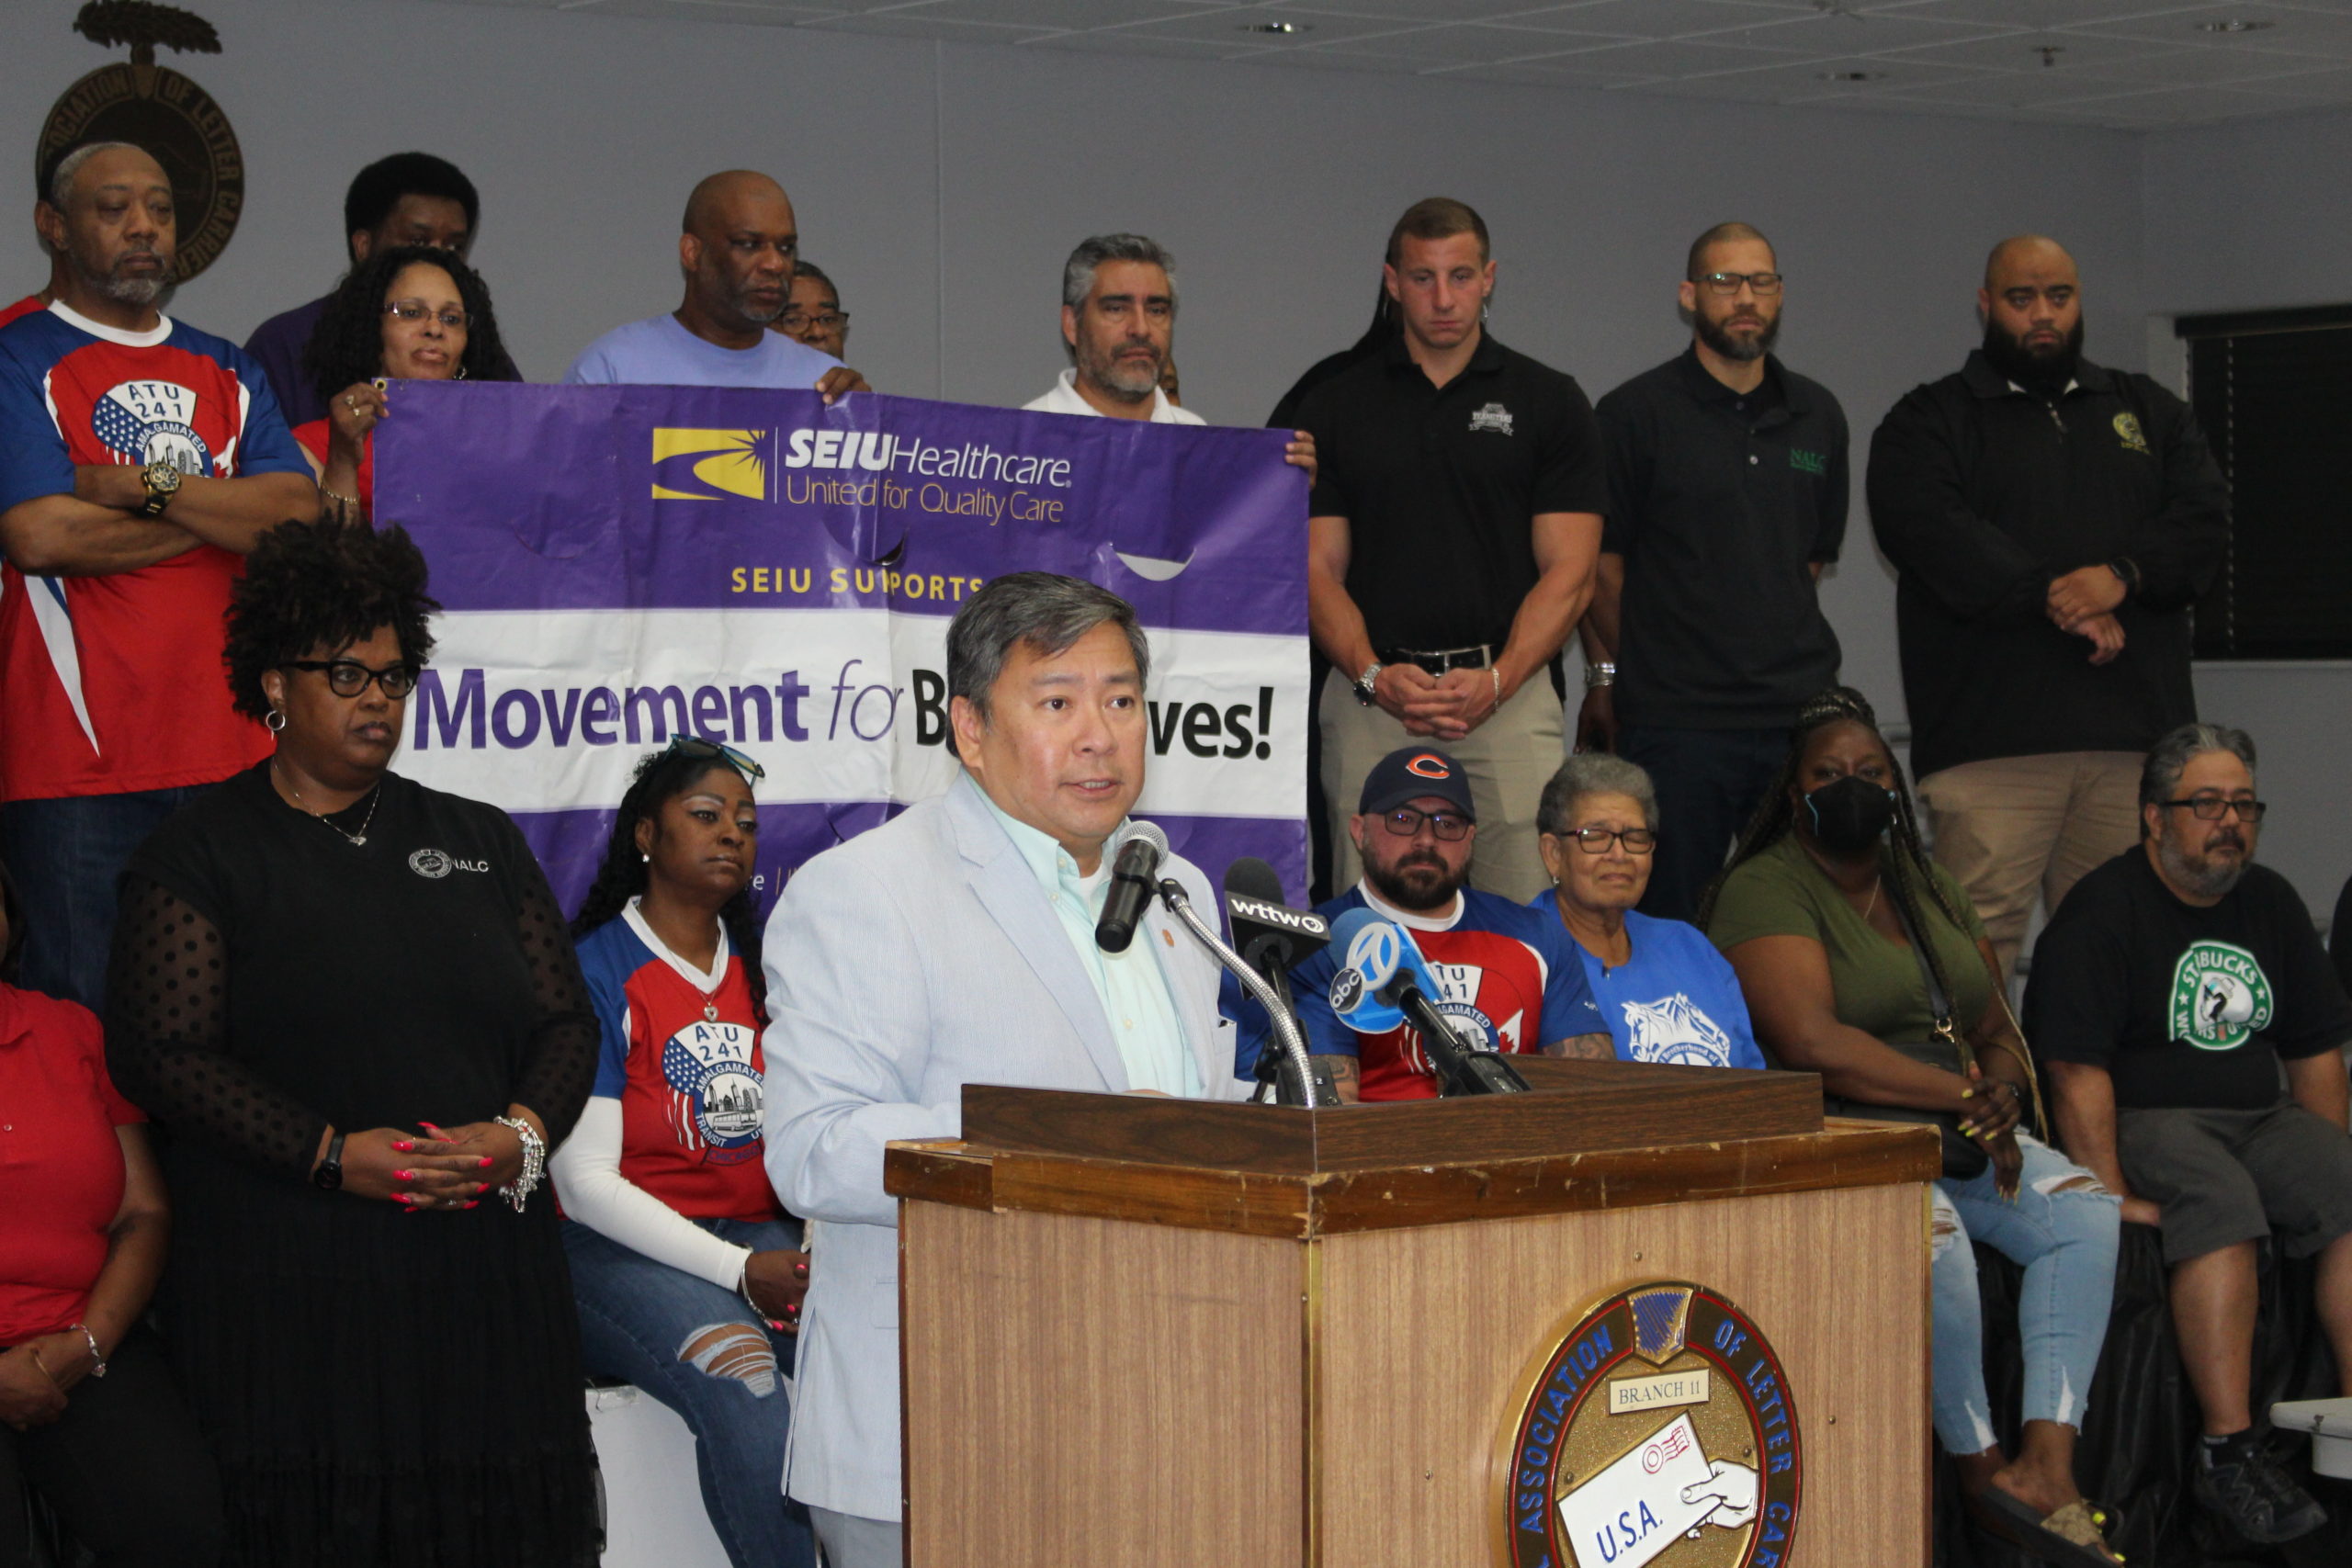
[1917,750,2143,977]
[1317,667,1565,905]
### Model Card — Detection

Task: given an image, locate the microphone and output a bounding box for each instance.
[1326,908,1529,1096]
[1094,820,1169,953]
[1222,859,1337,1106]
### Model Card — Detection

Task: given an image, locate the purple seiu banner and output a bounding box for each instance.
[373,380,1310,917]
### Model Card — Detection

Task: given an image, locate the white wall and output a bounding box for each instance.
[2143,109,2352,924]
[0,0,2157,740]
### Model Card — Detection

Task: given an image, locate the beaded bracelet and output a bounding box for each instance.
[493,1114,546,1213]
[64,1323,106,1378]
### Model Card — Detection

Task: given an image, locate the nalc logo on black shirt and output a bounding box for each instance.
[2170,941,2274,1051]
[408,848,490,880]
[1469,401,1515,435]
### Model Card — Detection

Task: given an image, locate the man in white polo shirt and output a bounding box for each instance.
[1023,233,1317,479]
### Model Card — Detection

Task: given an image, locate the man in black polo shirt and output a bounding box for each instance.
[2030,723,2352,1544]
[1869,234,2227,976]
[1296,197,1605,904]
[1578,221,1847,921]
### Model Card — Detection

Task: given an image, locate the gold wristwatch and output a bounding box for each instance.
[135,459,182,517]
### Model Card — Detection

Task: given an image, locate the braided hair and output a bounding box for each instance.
[571,748,765,1012]
[1698,688,1976,1012]
[304,243,511,403]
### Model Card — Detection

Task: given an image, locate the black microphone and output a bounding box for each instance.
[1093,820,1169,953]
[1222,859,1338,1105]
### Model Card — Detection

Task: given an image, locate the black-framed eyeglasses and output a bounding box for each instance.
[1692,271,1783,297]
[780,309,849,332]
[1380,806,1471,842]
[663,735,765,784]
[1554,826,1657,855]
[383,299,471,331]
[2161,795,2267,822]
[285,659,419,699]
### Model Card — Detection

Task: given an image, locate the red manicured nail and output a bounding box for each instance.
[419,1122,444,1133]
[396,1195,417,1208]
[477,1156,492,1168]
[794,1263,808,1280]
[392,1140,415,1152]
[461,1201,479,1210]
[394,1169,416,1182]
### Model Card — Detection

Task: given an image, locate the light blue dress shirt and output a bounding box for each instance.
[977,793,1200,1097]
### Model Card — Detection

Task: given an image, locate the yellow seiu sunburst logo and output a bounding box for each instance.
[652,429,768,501]
[2113,412,2151,456]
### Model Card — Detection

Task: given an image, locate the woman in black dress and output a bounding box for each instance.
[105,517,598,1566]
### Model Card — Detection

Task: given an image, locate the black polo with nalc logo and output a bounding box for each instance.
[1297,331,1606,653]
[1597,346,1849,729]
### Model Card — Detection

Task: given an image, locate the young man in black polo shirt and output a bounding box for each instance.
[2030,724,2352,1545]
[1577,221,1848,922]
[1868,235,2228,976]
[1296,197,1605,904]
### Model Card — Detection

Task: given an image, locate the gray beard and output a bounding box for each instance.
[2157,831,2249,900]
[1078,344,1159,401]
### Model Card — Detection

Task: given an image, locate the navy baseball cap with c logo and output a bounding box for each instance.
[1358,746,1476,821]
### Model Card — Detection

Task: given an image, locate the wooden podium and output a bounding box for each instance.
[886,1059,1937,1567]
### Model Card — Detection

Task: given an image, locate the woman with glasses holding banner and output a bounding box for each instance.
[102,517,601,1568]
[550,739,815,1568]
[293,243,514,523]
[1530,751,1766,1070]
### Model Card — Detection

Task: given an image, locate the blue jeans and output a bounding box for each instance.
[1616,727,1788,923]
[0,784,218,1011]
[562,1216,815,1568]
[1931,1136,2120,1454]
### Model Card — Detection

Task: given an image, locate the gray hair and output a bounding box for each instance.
[1537,753,1659,836]
[946,572,1150,724]
[2140,722,2257,836]
[46,141,147,211]
[1061,233,1177,313]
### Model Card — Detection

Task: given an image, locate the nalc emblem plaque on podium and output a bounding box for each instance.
[1499,1281,1804,1568]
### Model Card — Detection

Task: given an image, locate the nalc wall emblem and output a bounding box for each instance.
[39,4,243,282]
[1500,1282,1802,1568]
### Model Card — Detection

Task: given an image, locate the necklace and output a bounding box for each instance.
[1860,875,1882,924]
[275,762,379,846]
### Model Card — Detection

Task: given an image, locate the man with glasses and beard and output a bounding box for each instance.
[567,169,867,399]
[2029,724,2352,1546]
[1576,222,1849,922]
[1257,746,1607,1101]
[1868,235,2227,976]
[0,141,315,1009]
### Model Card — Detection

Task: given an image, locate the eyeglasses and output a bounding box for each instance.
[1379,806,1471,842]
[2161,795,2267,822]
[663,735,766,784]
[383,299,471,331]
[780,309,849,332]
[285,659,420,699]
[1692,271,1783,297]
[1555,827,1657,855]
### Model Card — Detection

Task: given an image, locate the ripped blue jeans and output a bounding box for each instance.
[1931,1135,2120,1455]
[563,1215,815,1568]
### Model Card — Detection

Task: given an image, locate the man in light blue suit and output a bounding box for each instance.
[762,572,1252,1566]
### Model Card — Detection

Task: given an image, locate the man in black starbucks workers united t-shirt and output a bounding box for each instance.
[2028,723,2352,1547]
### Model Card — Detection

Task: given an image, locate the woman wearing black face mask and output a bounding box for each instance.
[1701,689,2123,1568]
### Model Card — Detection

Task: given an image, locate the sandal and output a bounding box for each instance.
[1974,1486,2124,1567]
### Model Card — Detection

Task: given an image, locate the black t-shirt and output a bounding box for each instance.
[1296,331,1607,651]
[1597,348,1848,729]
[2025,847,2352,1111]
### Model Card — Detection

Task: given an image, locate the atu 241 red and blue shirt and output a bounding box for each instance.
[573,910,781,1221]
[1284,885,1606,1101]
[0,303,305,802]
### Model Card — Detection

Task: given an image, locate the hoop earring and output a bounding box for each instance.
[265,708,287,733]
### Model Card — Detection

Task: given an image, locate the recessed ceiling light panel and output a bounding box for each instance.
[1242,20,1311,34]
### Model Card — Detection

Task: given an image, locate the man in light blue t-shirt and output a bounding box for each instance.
[567,169,868,398]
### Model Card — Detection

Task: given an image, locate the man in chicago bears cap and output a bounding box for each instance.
[1238,745,1609,1101]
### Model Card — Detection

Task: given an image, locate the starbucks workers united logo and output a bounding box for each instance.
[2169,942,2274,1051]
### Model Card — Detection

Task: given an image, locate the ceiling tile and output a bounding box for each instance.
[2066,2,2352,59]
[1103,5,1427,48]
[1290,21,1626,62]
[1859,0,2210,26]
[567,0,842,20]
[1428,57,1664,85]
[912,0,1231,28]
[801,10,1061,41]
[1504,0,1820,39]
[1265,0,1566,18]
[1027,28,1263,56]
[1543,36,1816,73]
[1665,52,1997,100]
[1865,26,2191,72]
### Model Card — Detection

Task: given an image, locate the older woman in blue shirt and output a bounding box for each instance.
[1530,753,1766,1069]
